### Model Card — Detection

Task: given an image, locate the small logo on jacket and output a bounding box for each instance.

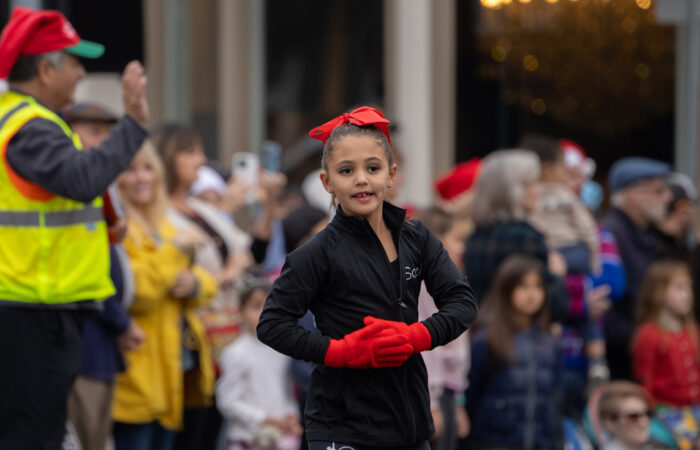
[326,444,356,450]
[404,265,421,281]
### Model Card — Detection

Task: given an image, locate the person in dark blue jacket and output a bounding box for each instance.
[257,107,478,450]
[467,255,560,450]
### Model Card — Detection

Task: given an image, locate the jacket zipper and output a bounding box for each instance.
[364,222,407,313]
[366,219,418,442]
[523,332,537,449]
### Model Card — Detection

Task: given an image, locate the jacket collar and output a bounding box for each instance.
[331,201,407,235]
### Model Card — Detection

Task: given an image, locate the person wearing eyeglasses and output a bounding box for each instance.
[599,381,653,450]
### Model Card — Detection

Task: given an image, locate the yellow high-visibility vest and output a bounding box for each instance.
[0,90,114,304]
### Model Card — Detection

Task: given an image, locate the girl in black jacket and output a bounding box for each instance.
[257,106,478,450]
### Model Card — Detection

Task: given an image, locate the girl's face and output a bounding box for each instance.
[174,143,207,189]
[511,270,545,317]
[241,289,268,332]
[521,180,541,213]
[663,271,693,318]
[320,135,396,220]
[441,221,470,272]
[118,154,158,207]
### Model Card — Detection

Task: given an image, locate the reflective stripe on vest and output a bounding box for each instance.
[0,205,103,227]
[0,91,114,305]
[0,101,30,129]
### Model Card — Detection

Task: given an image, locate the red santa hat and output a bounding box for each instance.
[560,139,596,179]
[0,7,104,79]
[434,158,481,201]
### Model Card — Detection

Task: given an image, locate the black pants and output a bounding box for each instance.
[0,308,85,450]
[174,404,223,450]
[308,440,430,450]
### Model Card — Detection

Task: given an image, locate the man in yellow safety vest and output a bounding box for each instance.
[0,7,149,449]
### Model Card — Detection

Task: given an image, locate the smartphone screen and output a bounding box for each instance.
[261,141,281,172]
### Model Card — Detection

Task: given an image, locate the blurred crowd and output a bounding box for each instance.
[4,7,700,450]
[62,102,700,450]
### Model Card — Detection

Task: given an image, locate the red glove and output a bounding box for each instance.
[363,316,432,353]
[324,321,414,369]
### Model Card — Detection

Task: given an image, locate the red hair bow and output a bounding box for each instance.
[308,106,391,146]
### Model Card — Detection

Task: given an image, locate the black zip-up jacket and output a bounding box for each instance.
[257,202,478,446]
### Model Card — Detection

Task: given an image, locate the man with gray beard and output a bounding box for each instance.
[601,157,671,380]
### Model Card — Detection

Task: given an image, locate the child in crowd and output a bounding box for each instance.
[560,139,596,199]
[524,134,610,407]
[524,134,600,275]
[467,255,560,450]
[633,261,700,447]
[633,260,700,406]
[598,381,653,450]
[189,165,249,223]
[217,277,302,450]
[415,207,472,450]
[257,106,477,450]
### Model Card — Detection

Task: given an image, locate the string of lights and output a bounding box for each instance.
[476,0,672,136]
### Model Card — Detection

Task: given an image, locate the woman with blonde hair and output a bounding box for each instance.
[112,141,218,450]
[463,149,568,321]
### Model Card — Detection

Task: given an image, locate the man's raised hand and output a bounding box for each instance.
[122,61,149,125]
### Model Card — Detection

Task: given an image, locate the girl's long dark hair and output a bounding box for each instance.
[484,255,549,366]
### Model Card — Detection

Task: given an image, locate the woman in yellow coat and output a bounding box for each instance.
[112,141,218,450]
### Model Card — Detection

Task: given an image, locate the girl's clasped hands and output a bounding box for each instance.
[324,316,431,369]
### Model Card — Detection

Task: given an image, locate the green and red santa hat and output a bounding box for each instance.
[0,6,104,80]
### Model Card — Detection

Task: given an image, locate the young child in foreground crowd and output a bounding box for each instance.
[467,255,560,450]
[633,260,700,447]
[217,277,302,450]
[256,106,477,450]
[598,381,653,450]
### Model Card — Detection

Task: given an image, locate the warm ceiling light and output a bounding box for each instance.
[481,0,503,8]
[635,0,651,9]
